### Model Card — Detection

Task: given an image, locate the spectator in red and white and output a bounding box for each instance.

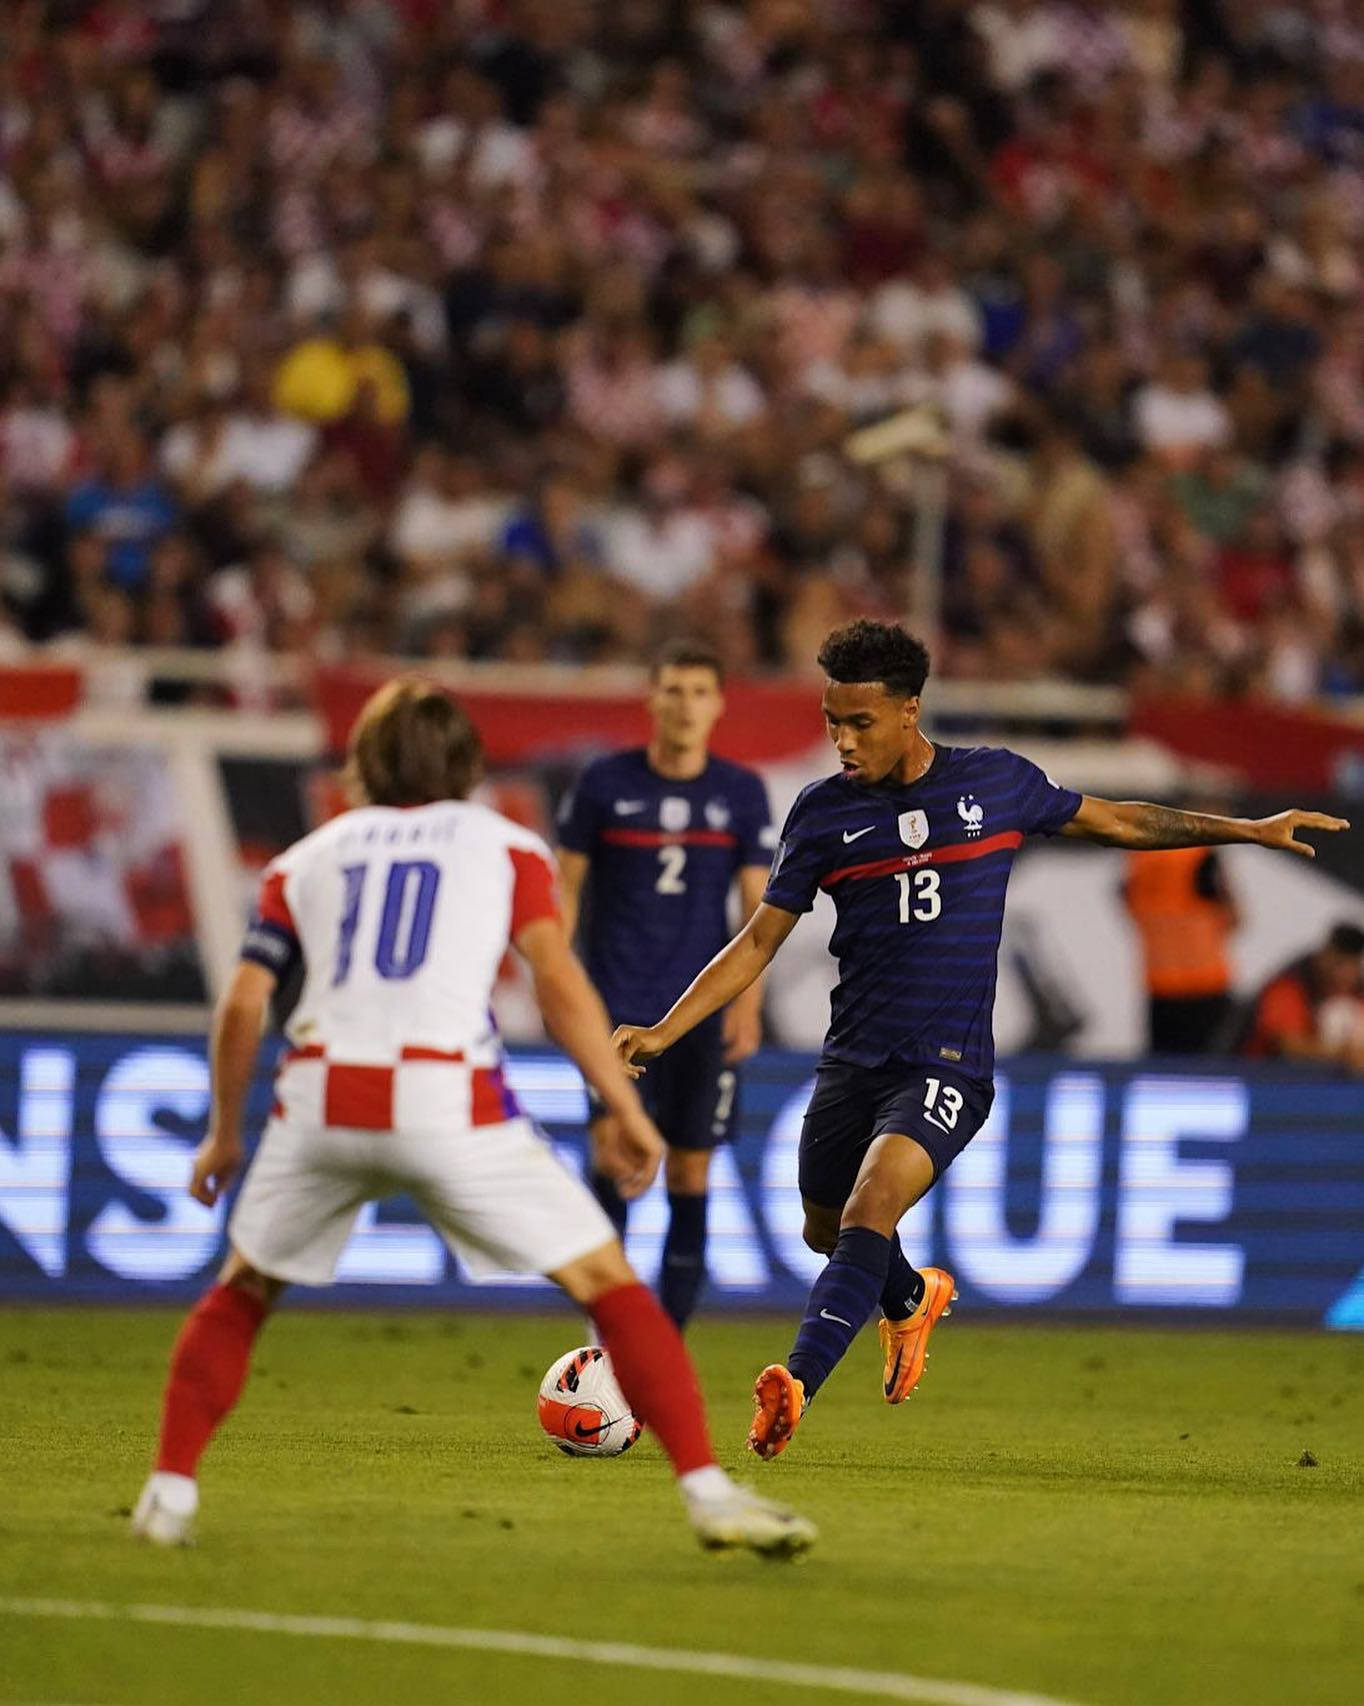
[162,358,317,501]
[566,320,664,449]
[654,321,768,439]
[0,373,75,493]
[391,449,512,582]
[905,327,1015,448]
[870,250,983,357]
[208,540,316,653]
[1244,922,1364,1073]
[1133,352,1231,465]
[603,455,717,606]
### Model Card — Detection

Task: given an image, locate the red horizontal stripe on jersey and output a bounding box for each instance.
[822,829,1024,889]
[288,1043,466,1065]
[600,829,738,847]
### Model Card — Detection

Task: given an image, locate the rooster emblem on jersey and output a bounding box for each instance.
[957,795,984,837]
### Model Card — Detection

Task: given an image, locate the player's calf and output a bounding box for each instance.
[131,1273,273,1544]
[748,1226,891,1459]
[569,1255,816,1554]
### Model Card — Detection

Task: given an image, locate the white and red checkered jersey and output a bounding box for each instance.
[241,800,560,1132]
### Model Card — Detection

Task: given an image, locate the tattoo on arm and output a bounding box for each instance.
[1120,804,1243,849]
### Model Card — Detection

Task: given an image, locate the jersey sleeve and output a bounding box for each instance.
[1008,753,1083,837]
[737,771,778,868]
[556,765,605,855]
[762,787,826,914]
[240,862,301,980]
[508,842,561,936]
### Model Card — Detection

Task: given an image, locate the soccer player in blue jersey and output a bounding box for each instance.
[614,619,1349,1458]
[557,639,775,1327]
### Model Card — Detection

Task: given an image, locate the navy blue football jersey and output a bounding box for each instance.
[558,748,775,1026]
[763,744,1082,1078]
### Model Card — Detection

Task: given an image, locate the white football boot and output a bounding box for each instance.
[130,1471,199,1546]
[686,1479,817,1557]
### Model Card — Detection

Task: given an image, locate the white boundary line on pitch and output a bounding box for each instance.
[0,1597,1084,1706]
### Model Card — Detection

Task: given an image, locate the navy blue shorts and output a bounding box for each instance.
[799,1058,994,1209]
[589,1020,738,1151]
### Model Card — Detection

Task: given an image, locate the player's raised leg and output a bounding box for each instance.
[552,1238,815,1554]
[132,1251,284,1546]
[750,1132,936,1459]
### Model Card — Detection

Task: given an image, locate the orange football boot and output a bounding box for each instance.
[747,1364,806,1460]
[878,1267,957,1404]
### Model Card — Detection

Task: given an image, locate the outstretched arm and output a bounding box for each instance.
[1062,798,1349,858]
[614,901,799,1071]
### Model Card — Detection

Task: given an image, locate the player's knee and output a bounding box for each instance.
[218,1251,285,1311]
[665,1146,711,1194]
[802,1210,838,1254]
[551,1238,636,1307]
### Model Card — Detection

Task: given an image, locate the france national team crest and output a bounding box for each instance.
[704,799,731,831]
[660,796,691,832]
[957,795,984,837]
[898,809,929,849]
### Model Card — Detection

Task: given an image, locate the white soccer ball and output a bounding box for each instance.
[537,1345,642,1457]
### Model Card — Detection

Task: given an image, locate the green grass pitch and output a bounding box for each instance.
[1,1307,1361,1706]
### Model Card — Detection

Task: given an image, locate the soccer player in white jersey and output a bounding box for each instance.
[132,680,814,1557]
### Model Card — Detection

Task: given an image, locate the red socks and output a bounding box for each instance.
[590,1282,714,1476]
[155,1280,711,1484]
[155,1282,268,1477]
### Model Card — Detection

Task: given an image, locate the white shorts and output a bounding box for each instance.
[228,1113,617,1288]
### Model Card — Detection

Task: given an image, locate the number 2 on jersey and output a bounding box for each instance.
[895,867,941,922]
[655,844,688,894]
[332,859,441,985]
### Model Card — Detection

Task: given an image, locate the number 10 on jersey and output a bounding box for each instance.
[333,859,442,984]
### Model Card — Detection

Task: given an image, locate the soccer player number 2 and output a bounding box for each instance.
[655,844,688,894]
[332,859,442,984]
[895,867,941,922]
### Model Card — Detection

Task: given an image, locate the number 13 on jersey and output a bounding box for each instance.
[895,867,941,922]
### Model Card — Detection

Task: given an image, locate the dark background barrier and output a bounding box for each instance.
[1,1031,1361,1326]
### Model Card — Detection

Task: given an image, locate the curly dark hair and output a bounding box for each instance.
[816,620,931,698]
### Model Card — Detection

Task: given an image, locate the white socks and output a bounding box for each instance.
[145,1471,198,1515]
[678,1465,734,1505]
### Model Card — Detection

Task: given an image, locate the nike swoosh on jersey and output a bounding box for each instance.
[820,1307,852,1327]
[614,801,646,814]
[842,826,875,843]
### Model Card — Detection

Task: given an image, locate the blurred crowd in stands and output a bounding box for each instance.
[4,0,1364,693]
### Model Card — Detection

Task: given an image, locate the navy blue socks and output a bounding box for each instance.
[660,1191,708,1328]
[880,1232,926,1321]
[589,1170,628,1237]
[787,1227,891,1401]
